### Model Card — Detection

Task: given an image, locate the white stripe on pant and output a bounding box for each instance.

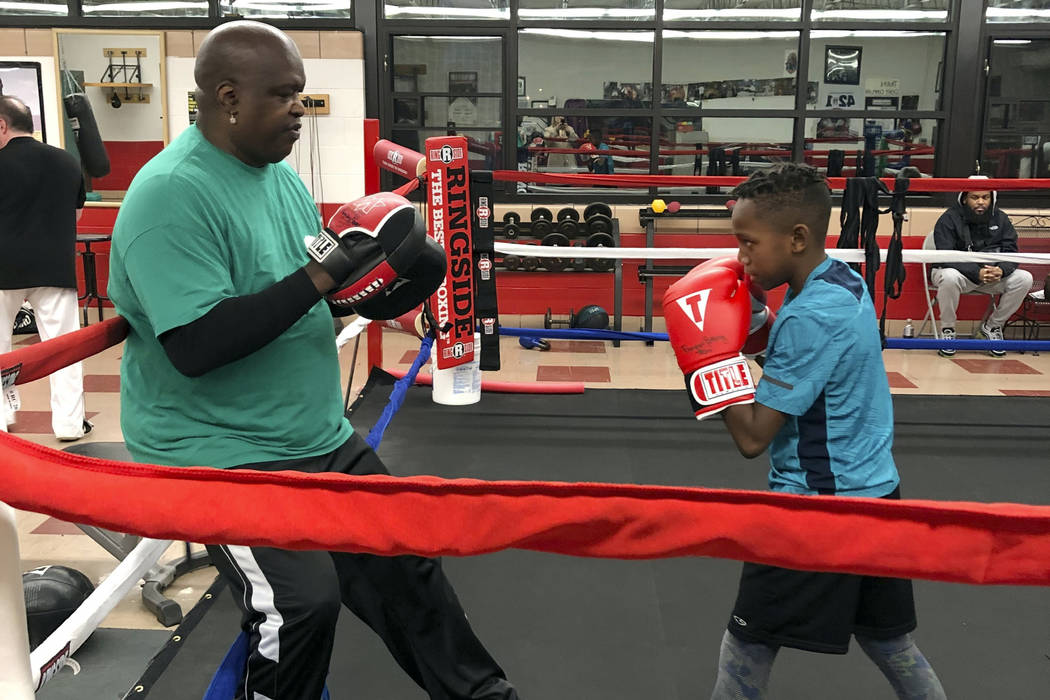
[0,287,85,438]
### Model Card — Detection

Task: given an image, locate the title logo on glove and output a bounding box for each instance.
[690,356,755,406]
[675,289,711,332]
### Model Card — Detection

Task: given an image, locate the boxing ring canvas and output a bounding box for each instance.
[80,371,1049,700]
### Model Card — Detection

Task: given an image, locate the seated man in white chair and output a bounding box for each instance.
[931,177,1033,357]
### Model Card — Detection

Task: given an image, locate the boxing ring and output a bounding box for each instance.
[3,147,1050,697]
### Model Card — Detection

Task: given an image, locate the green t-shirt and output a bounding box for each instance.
[108,125,352,468]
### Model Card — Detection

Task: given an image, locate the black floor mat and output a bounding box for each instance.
[131,373,1050,699]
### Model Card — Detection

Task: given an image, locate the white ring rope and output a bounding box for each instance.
[0,502,33,700]
[28,537,172,691]
[495,242,1050,265]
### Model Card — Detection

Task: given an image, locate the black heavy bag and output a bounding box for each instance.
[23,565,95,650]
[64,93,110,178]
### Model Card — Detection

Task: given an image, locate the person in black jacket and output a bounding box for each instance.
[0,95,90,439]
[931,177,1033,357]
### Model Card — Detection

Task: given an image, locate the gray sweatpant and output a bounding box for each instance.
[931,267,1033,328]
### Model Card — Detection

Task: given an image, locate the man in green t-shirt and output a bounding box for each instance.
[109,20,520,700]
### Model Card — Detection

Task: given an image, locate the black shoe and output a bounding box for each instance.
[938,328,956,357]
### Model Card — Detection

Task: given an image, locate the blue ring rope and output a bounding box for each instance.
[499,326,1050,351]
[366,335,434,450]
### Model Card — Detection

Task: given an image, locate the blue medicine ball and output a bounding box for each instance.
[572,304,609,330]
[23,565,95,649]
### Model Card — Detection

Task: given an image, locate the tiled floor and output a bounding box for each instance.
[5,311,1050,635]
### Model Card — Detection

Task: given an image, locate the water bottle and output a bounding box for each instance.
[902,319,915,339]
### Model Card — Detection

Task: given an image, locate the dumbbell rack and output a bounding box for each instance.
[636,205,734,340]
[495,206,623,347]
[497,203,617,274]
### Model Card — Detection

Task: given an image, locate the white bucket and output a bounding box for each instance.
[432,333,482,405]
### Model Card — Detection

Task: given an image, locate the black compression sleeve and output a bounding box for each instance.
[159,268,322,377]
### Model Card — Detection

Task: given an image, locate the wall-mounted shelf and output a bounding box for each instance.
[84,82,152,88]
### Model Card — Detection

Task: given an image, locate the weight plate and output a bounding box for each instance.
[502,254,521,271]
[544,308,553,329]
[557,207,581,222]
[503,222,520,239]
[583,202,613,221]
[586,213,613,235]
[531,207,554,222]
[586,232,614,248]
[503,211,522,226]
[541,232,571,248]
[522,256,540,272]
[531,219,553,237]
[589,257,614,272]
[557,219,579,237]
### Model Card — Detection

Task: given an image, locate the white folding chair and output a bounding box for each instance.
[918,231,998,338]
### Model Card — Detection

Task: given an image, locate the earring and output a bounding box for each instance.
[229,113,237,125]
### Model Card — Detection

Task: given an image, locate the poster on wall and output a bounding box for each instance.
[824,46,862,85]
[864,77,900,110]
[0,61,47,141]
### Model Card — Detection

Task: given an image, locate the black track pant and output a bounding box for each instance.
[206,432,519,700]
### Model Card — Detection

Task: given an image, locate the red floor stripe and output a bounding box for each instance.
[537,366,612,382]
[30,517,85,535]
[999,389,1050,396]
[952,359,1042,375]
[84,374,121,392]
[885,372,918,389]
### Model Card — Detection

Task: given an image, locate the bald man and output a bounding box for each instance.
[0,95,89,440]
[108,21,520,700]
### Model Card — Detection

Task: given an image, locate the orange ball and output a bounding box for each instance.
[726,199,737,210]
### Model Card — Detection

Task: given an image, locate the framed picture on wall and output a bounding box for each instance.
[824,46,862,85]
[0,61,47,141]
[517,76,526,97]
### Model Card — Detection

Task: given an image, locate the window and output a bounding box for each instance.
[811,0,948,22]
[218,0,349,19]
[82,0,209,16]
[519,0,654,21]
[808,31,945,112]
[664,0,801,22]
[518,29,655,110]
[981,39,1050,178]
[662,31,802,111]
[803,117,938,176]
[384,0,509,20]
[0,0,68,15]
[986,0,1050,22]
[389,36,503,178]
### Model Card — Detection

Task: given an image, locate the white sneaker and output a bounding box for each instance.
[938,327,956,358]
[979,324,1006,357]
[57,420,94,442]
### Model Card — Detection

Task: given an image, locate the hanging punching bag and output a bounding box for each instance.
[63,93,110,178]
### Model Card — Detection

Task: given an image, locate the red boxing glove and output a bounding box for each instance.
[689,256,775,357]
[663,264,756,420]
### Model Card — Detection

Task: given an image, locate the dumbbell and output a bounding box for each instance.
[556,208,581,237]
[583,201,614,235]
[502,254,522,271]
[586,232,615,272]
[502,211,522,239]
[522,256,540,272]
[544,307,576,330]
[531,207,554,237]
[571,242,587,272]
[540,232,571,272]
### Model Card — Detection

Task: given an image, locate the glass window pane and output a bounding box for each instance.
[516,116,652,193]
[392,36,503,94]
[808,31,944,111]
[384,0,508,20]
[811,0,947,22]
[663,31,801,110]
[664,0,801,22]
[659,117,794,195]
[423,96,502,129]
[0,0,67,16]
[986,0,1050,22]
[392,128,502,171]
[218,0,349,19]
[981,39,1050,178]
[519,0,654,21]
[518,29,654,110]
[81,0,208,16]
[803,117,938,176]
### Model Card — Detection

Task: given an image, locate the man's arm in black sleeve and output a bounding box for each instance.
[159,267,324,378]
